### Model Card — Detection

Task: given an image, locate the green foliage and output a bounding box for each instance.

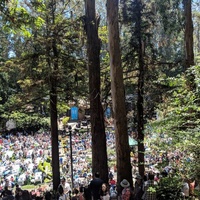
[21,185,37,190]
[149,65,200,182]
[62,117,70,126]
[0,0,88,131]
[156,0,183,34]
[187,135,200,183]
[57,103,70,115]
[153,66,200,133]
[156,175,183,200]
[7,111,50,129]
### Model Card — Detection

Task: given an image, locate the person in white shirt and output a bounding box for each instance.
[182,179,189,199]
[58,177,72,199]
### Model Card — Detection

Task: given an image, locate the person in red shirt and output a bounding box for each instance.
[188,178,195,197]
[109,177,116,188]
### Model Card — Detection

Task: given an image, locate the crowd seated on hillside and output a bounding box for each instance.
[0,128,199,199]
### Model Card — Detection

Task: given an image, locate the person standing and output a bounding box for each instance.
[89,172,104,200]
[181,178,189,199]
[133,174,144,200]
[58,186,66,200]
[58,177,71,200]
[120,179,133,200]
[99,183,110,200]
[109,185,117,200]
[0,186,13,199]
[142,173,157,200]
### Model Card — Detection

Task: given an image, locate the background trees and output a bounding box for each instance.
[119,0,199,176]
[0,0,86,190]
[0,0,199,191]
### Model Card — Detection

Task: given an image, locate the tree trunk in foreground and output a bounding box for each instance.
[85,0,108,182]
[107,0,133,191]
[183,0,194,68]
[49,0,60,189]
[50,73,60,191]
[135,0,145,177]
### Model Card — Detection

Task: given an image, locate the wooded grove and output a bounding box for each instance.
[0,0,200,195]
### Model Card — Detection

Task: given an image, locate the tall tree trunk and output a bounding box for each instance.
[50,74,60,191]
[197,24,200,52]
[49,0,60,191]
[136,0,145,177]
[183,0,195,90]
[183,0,194,68]
[137,61,145,177]
[85,0,108,182]
[107,0,133,191]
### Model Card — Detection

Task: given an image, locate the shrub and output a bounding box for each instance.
[156,175,183,200]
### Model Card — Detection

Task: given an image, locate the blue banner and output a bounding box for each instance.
[71,106,78,120]
[105,107,111,118]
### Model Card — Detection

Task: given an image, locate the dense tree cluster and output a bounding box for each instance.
[0,0,199,191]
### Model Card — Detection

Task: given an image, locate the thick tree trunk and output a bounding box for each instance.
[137,61,145,177]
[107,0,133,191]
[49,2,60,190]
[50,36,60,191]
[135,0,145,177]
[183,0,195,90]
[183,0,194,68]
[85,0,108,182]
[50,80,60,191]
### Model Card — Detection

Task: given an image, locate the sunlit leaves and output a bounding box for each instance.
[34,16,45,27]
[0,0,87,131]
[1,0,45,37]
[8,111,50,128]
[57,102,70,115]
[17,78,33,88]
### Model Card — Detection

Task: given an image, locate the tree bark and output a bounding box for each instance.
[183,0,195,90]
[107,0,133,191]
[183,0,194,68]
[85,0,108,182]
[136,0,145,177]
[49,0,60,191]
[50,76,60,191]
[137,58,145,177]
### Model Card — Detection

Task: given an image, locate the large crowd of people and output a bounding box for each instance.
[0,122,199,200]
[0,124,117,199]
